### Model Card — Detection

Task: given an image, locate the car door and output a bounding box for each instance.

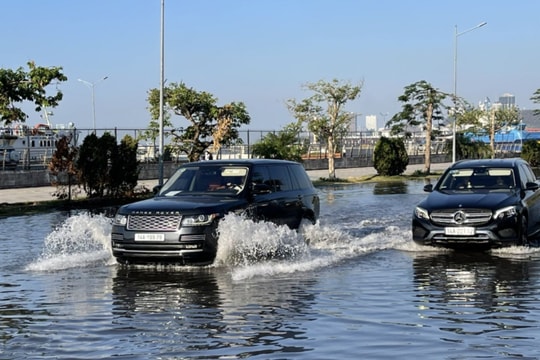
[249,164,300,228]
[518,163,540,236]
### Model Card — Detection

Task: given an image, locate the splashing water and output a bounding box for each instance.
[213,213,413,280]
[26,213,115,271]
[23,210,466,277]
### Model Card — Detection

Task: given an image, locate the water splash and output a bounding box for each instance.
[26,213,115,271]
[24,211,425,277]
[213,213,409,280]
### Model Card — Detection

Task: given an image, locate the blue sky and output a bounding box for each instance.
[2,0,540,131]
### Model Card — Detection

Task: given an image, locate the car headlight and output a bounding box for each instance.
[181,214,217,227]
[113,214,128,226]
[414,207,430,220]
[494,206,518,219]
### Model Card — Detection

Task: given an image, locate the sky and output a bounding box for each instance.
[2,0,540,132]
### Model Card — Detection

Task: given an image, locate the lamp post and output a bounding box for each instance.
[158,0,165,186]
[452,21,487,163]
[78,76,108,133]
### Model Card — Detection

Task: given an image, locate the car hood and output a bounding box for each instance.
[118,195,247,215]
[419,190,519,211]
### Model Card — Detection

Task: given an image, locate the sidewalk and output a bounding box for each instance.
[0,163,451,205]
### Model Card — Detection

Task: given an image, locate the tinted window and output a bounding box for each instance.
[251,165,291,191]
[519,163,536,186]
[289,164,312,190]
[252,165,271,185]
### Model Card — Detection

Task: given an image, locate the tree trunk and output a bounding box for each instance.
[424,105,432,174]
[327,136,336,179]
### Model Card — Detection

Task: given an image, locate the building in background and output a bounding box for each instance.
[499,93,516,109]
[365,115,377,131]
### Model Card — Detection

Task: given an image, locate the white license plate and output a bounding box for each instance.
[135,233,165,241]
[445,227,475,236]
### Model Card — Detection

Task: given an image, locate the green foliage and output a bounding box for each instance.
[387,80,447,137]
[251,123,305,162]
[76,133,139,198]
[48,134,79,199]
[146,82,250,162]
[373,137,409,176]
[443,133,492,160]
[77,133,100,196]
[387,80,447,173]
[287,78,363,178]
[531,89,540,116]
[110,135,140,197]
[521,139,540,167]
[0,61,67,125]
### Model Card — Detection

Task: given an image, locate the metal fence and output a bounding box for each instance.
[2,127,524,170]
[88,128,457,162]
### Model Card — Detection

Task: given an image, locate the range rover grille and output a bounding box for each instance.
[430,208,492,226]
[127,215,181,231]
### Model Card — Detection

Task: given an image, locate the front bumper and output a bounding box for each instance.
[111,224,218,264]
[412,216,520,249]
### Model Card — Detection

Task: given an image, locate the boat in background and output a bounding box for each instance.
[0,110,78,170]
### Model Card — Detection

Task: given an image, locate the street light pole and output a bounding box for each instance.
[158,0,165,186]
[78,76,108,133]
[452,21,487,163]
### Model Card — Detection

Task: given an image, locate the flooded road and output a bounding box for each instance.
[2,180,540,359]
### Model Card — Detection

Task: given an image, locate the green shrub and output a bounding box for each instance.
[373,136,409,176]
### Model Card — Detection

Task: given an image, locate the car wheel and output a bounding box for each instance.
[519,215,529,246]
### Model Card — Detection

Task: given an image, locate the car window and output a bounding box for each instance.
[266,165,292,191]
[438,167,515,191]
[288,164,312,190]
[252,165,271,185]
[159,166,247,196]
[519,163,536,185]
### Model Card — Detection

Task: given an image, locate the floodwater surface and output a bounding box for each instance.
[2,180,540,359]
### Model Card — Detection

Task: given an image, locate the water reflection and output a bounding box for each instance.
[111,266,319,357]
[412,252,538,336]
[373,181,408,195]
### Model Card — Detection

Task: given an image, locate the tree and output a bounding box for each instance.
[489,107,521,157]
[444,133,492,160]
[146,82,250,162]
[521,139,540,167]
[48,134,79,200]
[373,136,408,176]
[287,79,362,179]
[0,61,67,125]
[251,123,305,162]
[387,80,447,174]
[530,89,540,116]
[77,133,140,198]
[110,135,139,197]
[76,133,116,197]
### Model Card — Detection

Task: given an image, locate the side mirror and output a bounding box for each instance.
[423,184,433,192]
[526,182,539,191]
[153,185,162,195]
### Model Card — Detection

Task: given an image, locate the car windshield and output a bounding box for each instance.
[158,165,248,196]
[437,167,516,192]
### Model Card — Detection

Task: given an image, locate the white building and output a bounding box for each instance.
[365,115,378,131]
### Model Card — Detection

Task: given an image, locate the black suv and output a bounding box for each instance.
[111,159,320,264]
[412,158,540,249]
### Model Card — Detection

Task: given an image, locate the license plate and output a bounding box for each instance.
[445,227,475,236]
[135,233,165,241]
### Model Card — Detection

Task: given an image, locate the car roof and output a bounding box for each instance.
[180,159,300,167]
[451,158,527,169]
